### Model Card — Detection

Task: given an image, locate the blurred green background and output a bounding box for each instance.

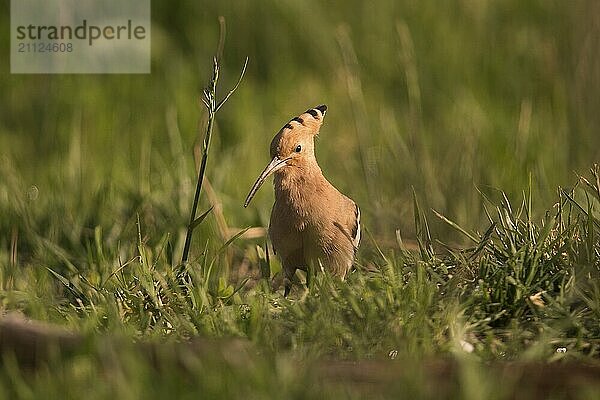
[1,0,599,262]
[0,3,599,397]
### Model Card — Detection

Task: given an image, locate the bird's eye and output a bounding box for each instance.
[295,145,302,153]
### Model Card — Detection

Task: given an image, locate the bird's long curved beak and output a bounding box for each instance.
[244,156,289,207]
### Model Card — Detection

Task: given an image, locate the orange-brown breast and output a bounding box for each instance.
[269,166,359,277]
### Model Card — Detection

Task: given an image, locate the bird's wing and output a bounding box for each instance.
[332,202,361,252]
[351,204,361,251]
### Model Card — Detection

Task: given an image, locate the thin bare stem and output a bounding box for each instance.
[216,16,226,61]
[181,31,248,264]
[216,57,248,113]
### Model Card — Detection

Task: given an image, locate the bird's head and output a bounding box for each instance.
[244,104,327,207]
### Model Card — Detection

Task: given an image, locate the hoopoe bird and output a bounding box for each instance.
[244,105,360,295]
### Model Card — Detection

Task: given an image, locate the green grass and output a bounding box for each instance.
[1,0,600,398]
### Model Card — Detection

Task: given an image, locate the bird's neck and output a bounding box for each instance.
[273,164,327,214]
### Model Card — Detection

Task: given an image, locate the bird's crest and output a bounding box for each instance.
[279,104,327,137]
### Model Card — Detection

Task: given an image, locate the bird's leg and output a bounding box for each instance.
[283,267,296,297]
